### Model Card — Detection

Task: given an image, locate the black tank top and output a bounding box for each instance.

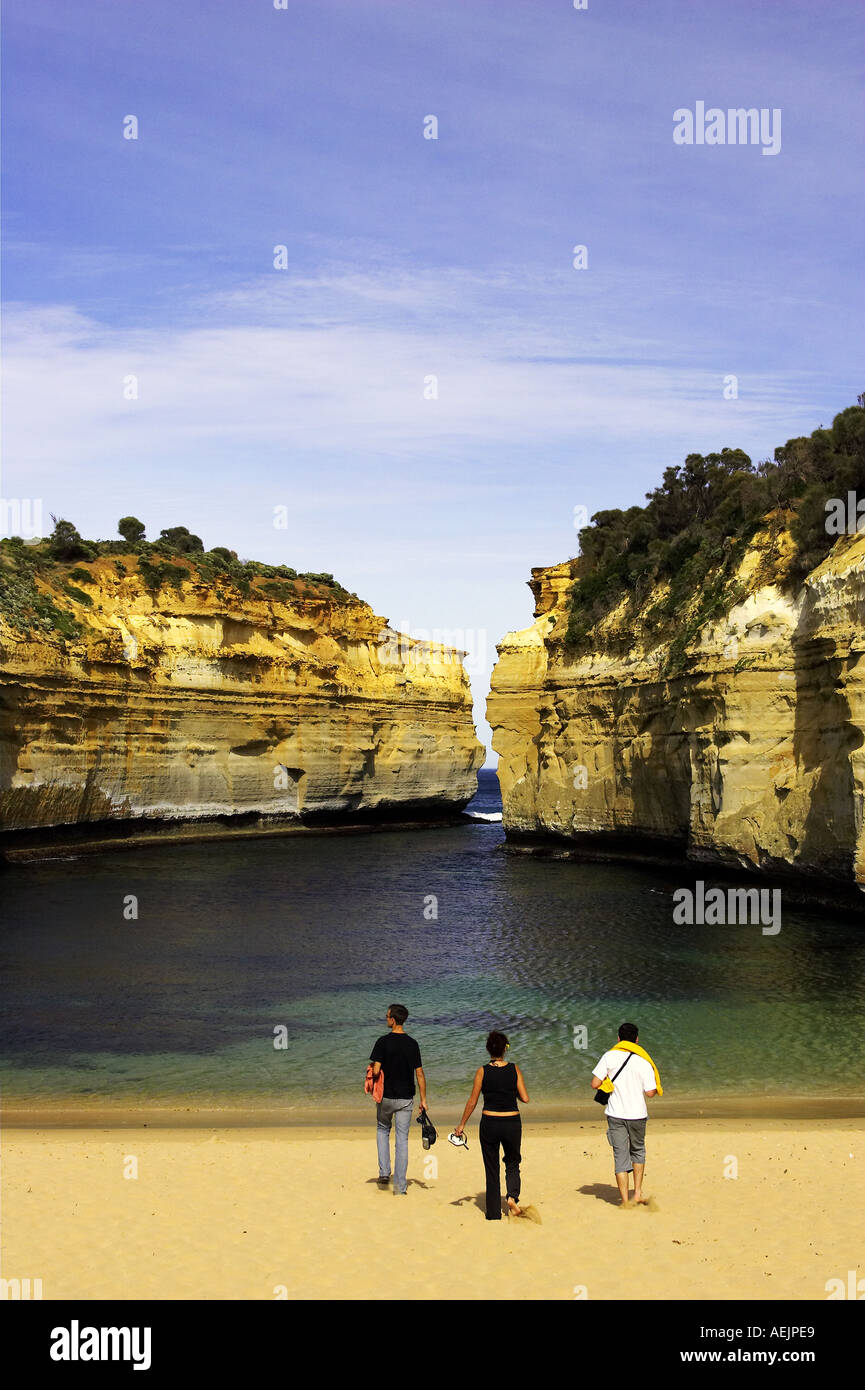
[482,1062,519,1110]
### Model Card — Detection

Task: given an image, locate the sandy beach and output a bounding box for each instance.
[2,1116,862,1301]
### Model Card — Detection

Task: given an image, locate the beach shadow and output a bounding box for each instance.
[578,1182,623,1207]
[366,1178,430,1190]
[450,1192,487,1213]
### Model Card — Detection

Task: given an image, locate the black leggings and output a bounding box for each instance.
[479,1114,522,1220]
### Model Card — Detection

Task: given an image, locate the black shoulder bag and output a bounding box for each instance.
[593,1050,633,1105]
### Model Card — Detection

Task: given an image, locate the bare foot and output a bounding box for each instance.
[507,1197,523,1216]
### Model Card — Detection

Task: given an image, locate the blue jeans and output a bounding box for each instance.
[376,1098,414,1193]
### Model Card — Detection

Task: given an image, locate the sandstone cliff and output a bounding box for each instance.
[0,555,483,845]
[488,526,865,891]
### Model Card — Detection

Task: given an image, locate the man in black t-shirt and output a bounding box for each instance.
[369,1004,428,1195]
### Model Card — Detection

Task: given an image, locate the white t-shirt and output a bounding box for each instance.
[592,1050,657,1119]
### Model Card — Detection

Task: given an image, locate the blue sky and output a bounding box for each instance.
[3,0,863,755]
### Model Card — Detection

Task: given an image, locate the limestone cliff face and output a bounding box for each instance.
[0,559,483,838]
[488,529,865,888]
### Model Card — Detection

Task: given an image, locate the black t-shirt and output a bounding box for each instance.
[370,1032,422,1100]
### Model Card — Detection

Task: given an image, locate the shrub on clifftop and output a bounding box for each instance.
[158,526,204,554]
[0,514,364,617]
[565,402,865,654]
[47,517,95,562]
[118,516,146,544]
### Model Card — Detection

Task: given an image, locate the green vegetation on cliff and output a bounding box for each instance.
[565,402,865,661]
[0,517,363,640]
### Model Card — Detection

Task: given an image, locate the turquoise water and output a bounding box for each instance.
[2,772,865,1109]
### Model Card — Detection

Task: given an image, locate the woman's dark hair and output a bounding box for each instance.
[486,1030,509,1058]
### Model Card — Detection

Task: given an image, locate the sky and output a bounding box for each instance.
[2,0,863,757]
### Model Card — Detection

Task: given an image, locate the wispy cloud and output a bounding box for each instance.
[3,263,831,501]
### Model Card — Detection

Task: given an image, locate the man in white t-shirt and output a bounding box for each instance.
[591,1022,658,1207]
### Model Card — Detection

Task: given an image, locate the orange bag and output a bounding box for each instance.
[364,1064,384,1102]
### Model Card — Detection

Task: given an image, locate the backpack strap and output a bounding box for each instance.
[610,1052,634,1083]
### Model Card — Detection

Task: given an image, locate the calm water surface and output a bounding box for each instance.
[2,771,864,1109]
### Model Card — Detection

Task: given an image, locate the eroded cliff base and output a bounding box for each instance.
[0,803,478,863]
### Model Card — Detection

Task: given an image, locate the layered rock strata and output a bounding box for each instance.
[488,529,865,889]
[0,560,483,844]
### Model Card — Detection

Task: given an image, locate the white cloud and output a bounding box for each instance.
[3,264,825,501]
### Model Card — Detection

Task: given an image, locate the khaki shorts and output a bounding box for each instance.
[606,1117,647,1172]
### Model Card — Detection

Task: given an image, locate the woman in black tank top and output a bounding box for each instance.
[454,1030,530,1220]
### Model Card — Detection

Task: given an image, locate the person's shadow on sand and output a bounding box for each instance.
[450,1192,487,1213]
[578,1183,657,1210]
[450,1193,542,1222]
[578,1182,623,1207]
[366,1177,431,1190]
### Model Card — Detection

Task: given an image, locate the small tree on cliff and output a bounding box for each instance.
[159,525,204,554]
[118,516,146,544]
[47,516,94,561]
